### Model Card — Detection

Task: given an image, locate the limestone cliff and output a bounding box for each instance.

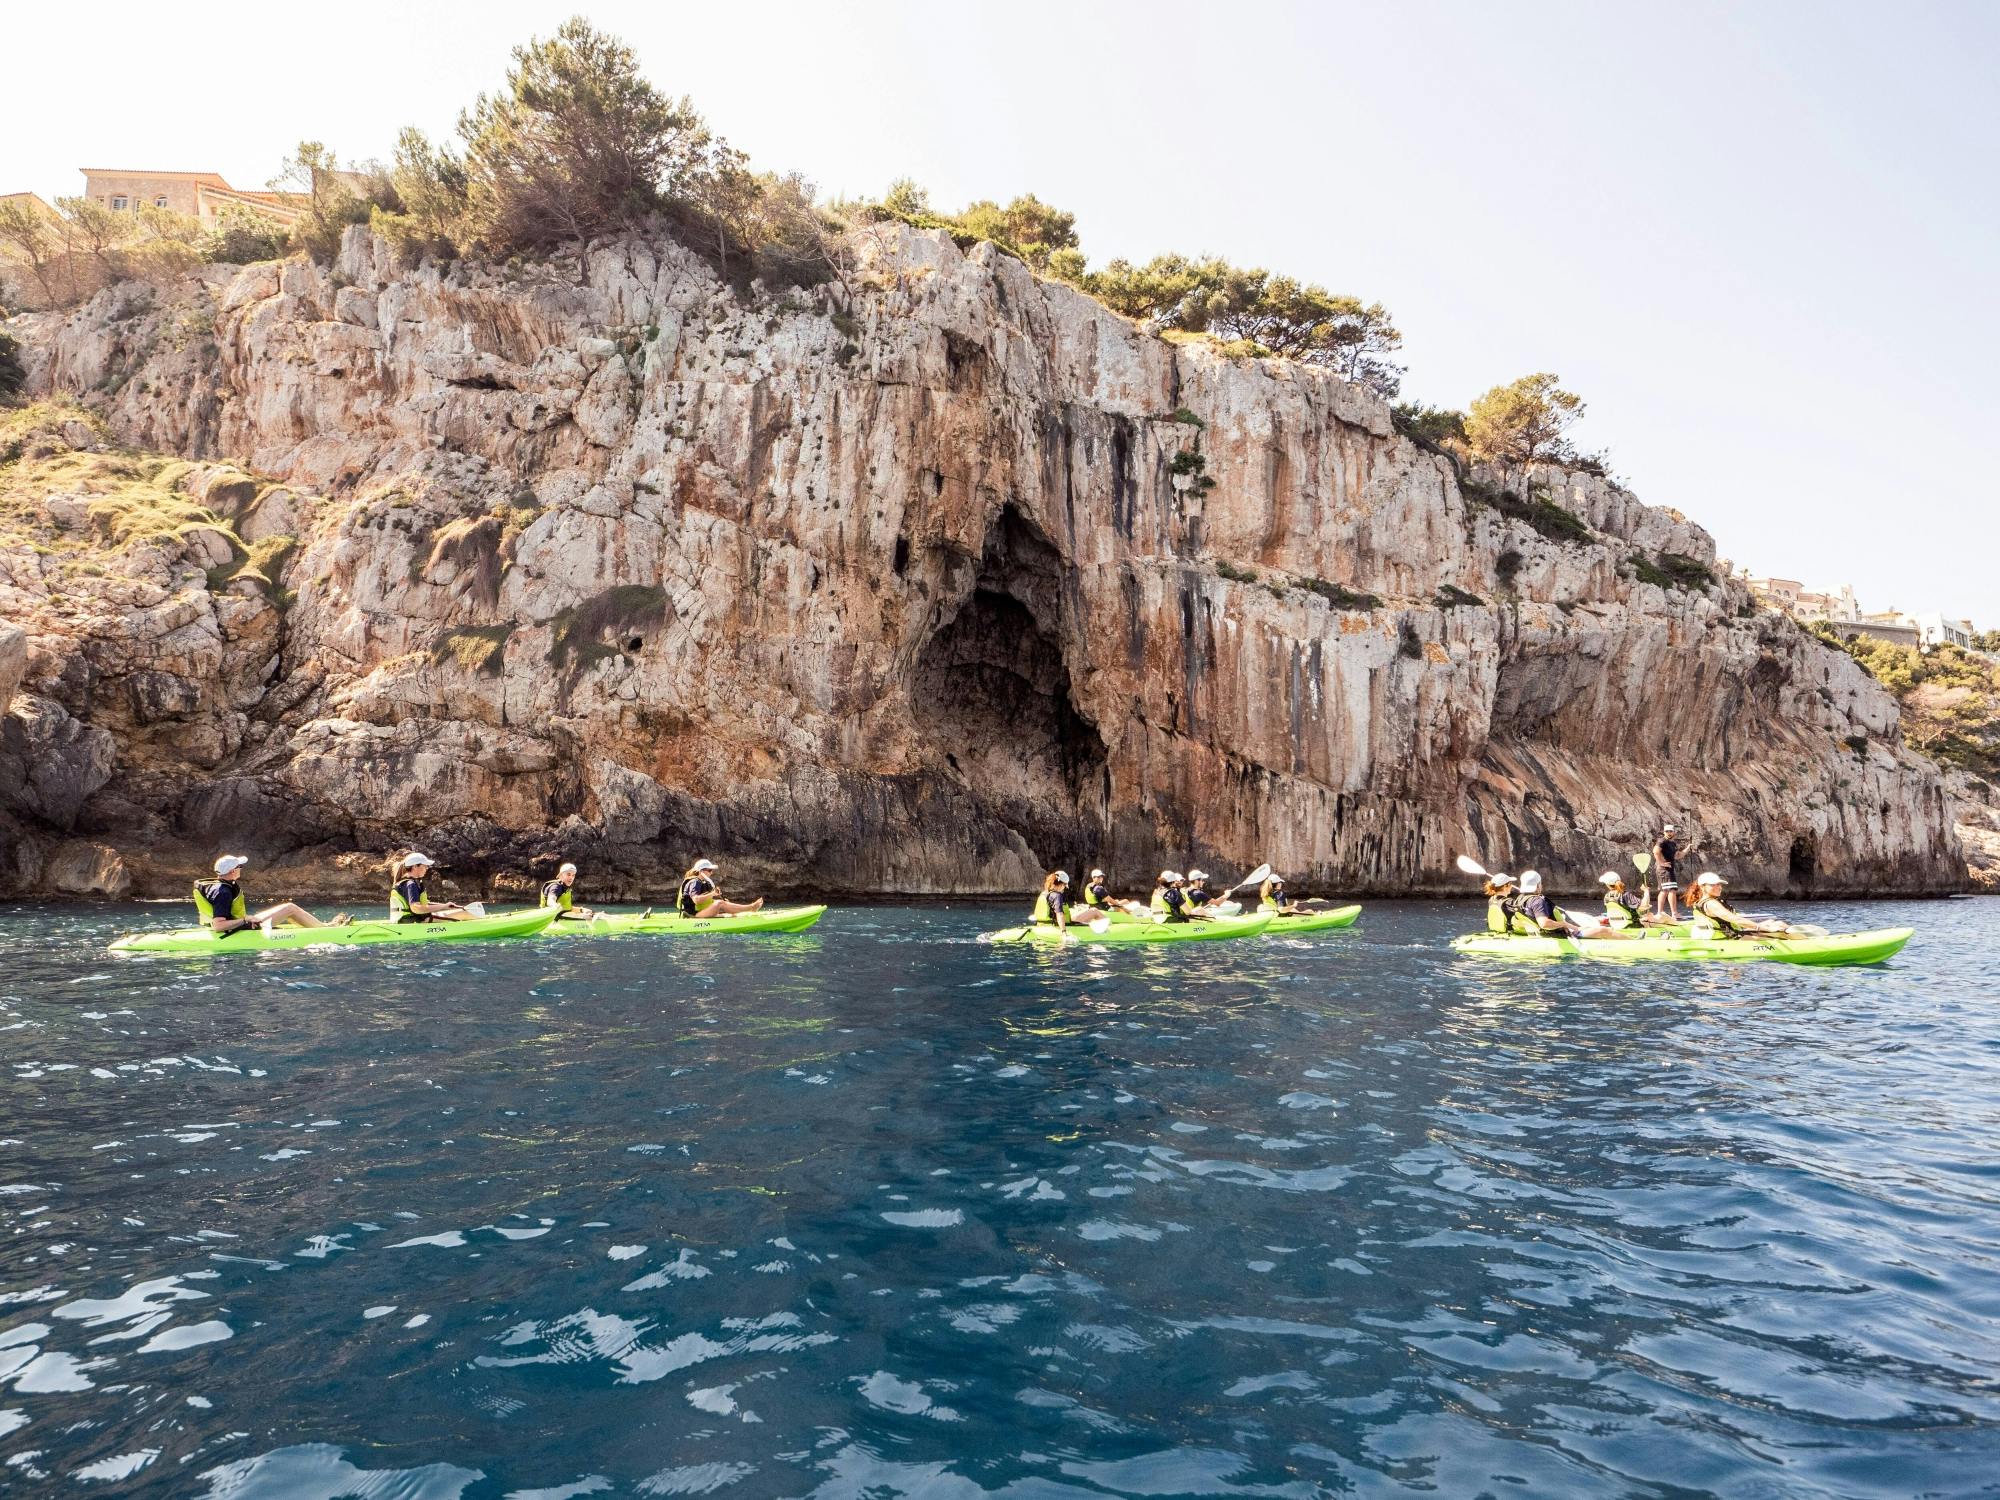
[0,225,1964,900]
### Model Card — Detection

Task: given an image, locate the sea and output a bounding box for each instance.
[1,897,1995,1497]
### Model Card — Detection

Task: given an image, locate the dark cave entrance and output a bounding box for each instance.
[912,507,1111,864]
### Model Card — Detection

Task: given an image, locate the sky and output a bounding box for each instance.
[7,0,1996,622]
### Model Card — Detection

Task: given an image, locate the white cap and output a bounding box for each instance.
[1598,871,1621,885]
[1159,870,1183,883]
[1664,823,1678,831]
[1519,870,1543,893]
[693,859,718,872]
[1053,870,1070,884]
[400,852,434,869]
[558,862,577,877]
[1089,869,1105,880]
[1489,872,1515,886]
[1187,869,1209,881]
[1270,874,1286,884]
[1696,871,1725,885]
[214,854,249,875]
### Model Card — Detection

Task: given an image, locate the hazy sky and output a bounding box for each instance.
[9,1,1995,621]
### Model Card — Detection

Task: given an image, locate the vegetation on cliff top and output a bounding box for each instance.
[1814,627,2000,778]
[0,15,1612,477]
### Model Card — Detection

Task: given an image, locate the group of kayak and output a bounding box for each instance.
[1451,826,1913,965]
[106,830,1912,967]
[109,851,826,953]
[985,864,1363,945]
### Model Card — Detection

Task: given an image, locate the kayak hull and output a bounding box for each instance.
[110,906,559,954]
[984,914,1273,945]
[1450,926,1913,966]
[1264,904,1362,934]
[546,905,828,936]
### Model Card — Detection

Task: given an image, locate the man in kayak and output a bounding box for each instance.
[1150,870,1193,922]
[1515,871,1596,937]
[1183,869,1218,911]
[391,854,475,922]
[1689,872,1804,938]
[1651,823,1692,921]
[679,859,764,918]
[1030,870,1074,933]
[194,854,346,934]
[540,862,597,922]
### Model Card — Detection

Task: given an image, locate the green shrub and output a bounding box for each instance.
[1392,402,1466,450]
[1627,550,1716,592]
[1434,583,1484,608]
[1463,477,1592,545]
[1216,560,1257,584]
[0,331,23,397]
[1298,577,1381,611]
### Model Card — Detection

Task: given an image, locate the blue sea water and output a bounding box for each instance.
[1,897,1997,1498]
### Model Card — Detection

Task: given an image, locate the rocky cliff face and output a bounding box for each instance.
[0,224,1964,900]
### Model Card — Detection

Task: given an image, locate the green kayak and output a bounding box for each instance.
[983,913,1273,945]
[1450,925,1913,967]
[110,906,559,955]
[544,905,828,936]
[1264,904,1362,934]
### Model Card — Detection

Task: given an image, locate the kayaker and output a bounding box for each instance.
[1183,869,1216,911]
[1030,870,1073,932]
[390,853,474,923]
[1150,870,1192,923]
[1652,823,1692,921]
[1079,869,1118,913]
[1598,872,1652,930]
[540,862,596,921]
[1260,875,1307,916]
[678,858,764,919]
[1516,871,1589,937]
[193,854,345,935]
[1689,872,1801,939]
[1482,873,1520,934]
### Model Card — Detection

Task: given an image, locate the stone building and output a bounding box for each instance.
[78,169,302,227]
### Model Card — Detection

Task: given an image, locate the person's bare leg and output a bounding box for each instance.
[694,898,764,917]
[254,902,323,928]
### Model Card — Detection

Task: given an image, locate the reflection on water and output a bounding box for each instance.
[2,898,1997,1496]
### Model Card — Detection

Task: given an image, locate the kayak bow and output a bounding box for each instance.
[1450,926,1913,966]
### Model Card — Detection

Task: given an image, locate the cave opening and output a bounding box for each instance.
[912,506,1110,865]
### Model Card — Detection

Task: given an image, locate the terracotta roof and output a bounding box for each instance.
[80,169,232,185]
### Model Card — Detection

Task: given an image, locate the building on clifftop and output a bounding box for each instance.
[77,169,303,228]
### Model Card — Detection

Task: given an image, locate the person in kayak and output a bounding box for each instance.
[193,854,345,935]
[540,862,597,922]
[1150,870,1193,922]
[678,858,764,919]
[1598,871,1655,930]
[1078,869,1112,911]
[1651,823,1692,921]
[1689,872,1803,938]
[1183,869,1216,911]
[1482,873,1521,934]
[1260,874,1308,915]
[1515,871,1593,937]
[1030,870,1073,932]
[391,853,475,922]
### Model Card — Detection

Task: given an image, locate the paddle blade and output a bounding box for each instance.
[1454,854,1489,878]
[1633,852,1652,874]
[467,901,487,918]
[1089,917,1112,934]
[1230,862,1273,893]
